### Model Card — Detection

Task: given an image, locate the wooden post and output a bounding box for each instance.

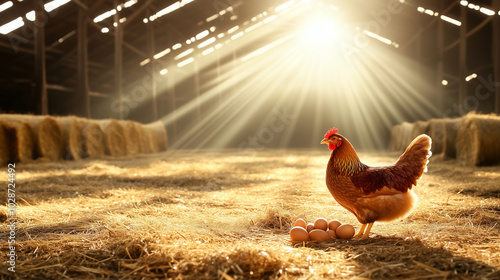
[77,1,90,117]
[34,0,48,115]
[147,11,158,121]
[458,4,467,114]
[436,2,444,113]
[114,0,124,119]
[493,0,500,113]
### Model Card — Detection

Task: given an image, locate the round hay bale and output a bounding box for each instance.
[133,122,150,154]
[442,118,461,159]
[388,124,402,151]
[411,120,429,139]
[0,114,63,161]
[0,120,35,162]
[55,116,84,160]
[399,122,414,152]
[427,119,447,155]
[80,119,106,158]
[98,119,127,157]
[457,114,500,166]
[118,120,142,155]
[0,120,14,165]
[144,121,168,153]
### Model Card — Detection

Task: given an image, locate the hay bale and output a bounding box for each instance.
[55,116,84,160]
[427,119,446,155]
[457,114,500,166]
[442,118,461,159]
[388,124,402,151]
[119,120,142,155]
[0,120,35,162]
[411,121,429,139]
[80,119,106,158]
[98,119,127,157]
[0,114,63,161]
[399,122,414,152]
[134,122,150,154]
[0,120,14,165]
[144,121,168,153]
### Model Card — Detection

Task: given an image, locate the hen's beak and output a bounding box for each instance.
[320,139,329,144]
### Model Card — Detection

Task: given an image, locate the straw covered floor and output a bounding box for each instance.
[0,149,499,279]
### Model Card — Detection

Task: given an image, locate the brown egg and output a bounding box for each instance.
[306,223,315,232]
[309,229,328,242]
[294,218,307,229]
[336,224,355,239]
[328,219,342,231]
[314,218,328,231]
[326,229,337,240]
[290,226,309,242]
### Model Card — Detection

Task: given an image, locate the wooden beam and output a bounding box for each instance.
[147,12,158,121]
[493,0,500,113]
[114,0,124,119]
[77,1,91,118]
[71,0,88,10]
[444,17,492,52]
[436,1,444,111]
[34,0,48,115]
[122,0,155,28]
[458,4,467,113]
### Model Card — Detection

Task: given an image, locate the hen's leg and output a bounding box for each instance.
[362,222,374,239]
[354,223,367,238]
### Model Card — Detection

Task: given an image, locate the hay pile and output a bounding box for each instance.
[427,119,446,154]
[0,119,35,163]
[80,119,105,158]
[56,116,84,160]
[119,120,143,155]
[0,114,62,161]
[0,120,14,165]
[457,113,500,166]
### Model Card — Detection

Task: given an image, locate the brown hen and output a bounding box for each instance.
[321,128,431,239]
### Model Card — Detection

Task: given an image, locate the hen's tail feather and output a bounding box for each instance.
[396,134,432,186]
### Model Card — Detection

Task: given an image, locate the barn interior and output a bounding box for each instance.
[0,0,500,279]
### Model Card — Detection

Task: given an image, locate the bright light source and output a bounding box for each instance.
[119,17,126,23]
[263,15,277,23]
[0,1,13,13]
[245,22,263,33]
[301,17,339,45]
[363,30,392,45]
[180,0,194,6]
[101,27,109,33]
[417,7,425,13]
[124,0,137,8]
[424,9,434,16]
[174,48,194,60]
[159,68,168,75]
[45,0,70,12]
[460,1,468,6]
[442,80,448,86]
[172,43,182,50]
[275,1,294,12]
[479,7,495,16]
[217,33,224,38]
[215,43,222,49]
[157,2,180,17]
[195,30,209,40]
[440,15,461,26]
[26,10,35,21]
[202,47,214,56]
[186,39,192,44]
[198,37,215,48]
[0,16,23,34]
[465,73,477,82]
[139,58,150,66]
[154,48,171,59]
[210,26,216,32]
[228,25,239,34]
[230,15,238,21]
[231,31,244,40]
[143,18,148,23]
[206,14,218,22]
[177,57,194,68]
[94,9,116,23]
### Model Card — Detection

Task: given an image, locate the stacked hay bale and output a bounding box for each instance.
[119,120,143,155]
[442,118,461,158]
[399,122,414,151]
[388,124,402,151]
[80,119,106,158]
[135,122,150,154]
[56,116,84,160]
[411,121,429,139]
[0,114,62,161]
[0,120,35,162]
[0,120,14,165]
[457,113,500,166]
[144,121,168,153]
[427,119,446,155]
[98,119,127,157]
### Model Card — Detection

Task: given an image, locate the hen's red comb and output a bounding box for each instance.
[324,128,338,139]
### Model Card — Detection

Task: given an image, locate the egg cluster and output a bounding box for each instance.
[289,218,356,242]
